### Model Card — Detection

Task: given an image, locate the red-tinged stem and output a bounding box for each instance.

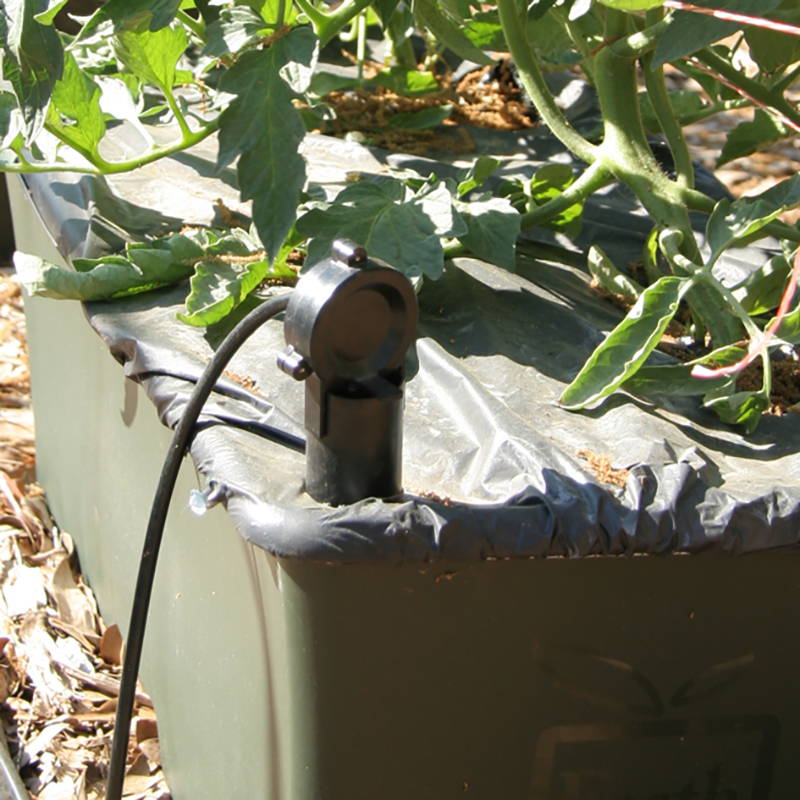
[692,247,800,378]
[663,1,800,37]
[686,57,800,134]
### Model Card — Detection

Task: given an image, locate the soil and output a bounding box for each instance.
[314,61,535,154]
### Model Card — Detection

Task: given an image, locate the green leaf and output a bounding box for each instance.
[463,14,506,51]
[412,0,493,65]
[217,30,316,260]
[458,155,501,197]
[277,26,318,94]
[526,10,578,64]
[587,245,644,299]
[703,384,768,433]
[0,0,65,141]
[80,0,182,35]
[745,0,800,74]
[622,344,745,396]
[528,163,584,235]
[178,258,268,326]
[369,67,441,97]
[113,23,188,92]
[638,89,705,133]
[653,0,783,68]
[45,52,105,157]
[560,276,692,409]
[13,232,202,301]
[297,180,448,280]
[718,110,789,166]
[706,175,800,262]
[731,254,791,315]
[770,301,800,344]
[0,92,23,148]
[203,6,269,57]
[596,0,663,9]
[387,104,452,130]
[32,0,67,24]
[454,195,520,270]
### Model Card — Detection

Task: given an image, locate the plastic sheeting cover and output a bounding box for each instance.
[17,127,800,563]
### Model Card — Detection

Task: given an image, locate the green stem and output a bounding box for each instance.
[293,0,329,31]
[176,9,205,39]
[164,86,192,139]
[679,99,750,126]
[772,61,800,94]
[314,0,374,47]
[496,0,598,164]
[608,17,671,58]
[642,51,694,189]
[0,160,101,175]
[695,47,800,131]
[356,12,367,83]
[275,0,287,28]
[682,187,800,245]
[520,160,614,229]
[92,119,220,174]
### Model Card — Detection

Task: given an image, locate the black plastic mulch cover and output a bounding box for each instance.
[17,125,800,563]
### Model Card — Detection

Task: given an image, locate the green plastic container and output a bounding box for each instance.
[8,172,800,800]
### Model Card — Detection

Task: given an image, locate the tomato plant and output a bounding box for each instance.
[1,0,799,431]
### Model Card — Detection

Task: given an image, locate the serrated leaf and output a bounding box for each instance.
[14,246,195,302]
[0,92,22,148]
[454,195,520,270]
[528,163,584,234]
[703,384,768,433]
[217,31,313,259]
[639,89,705,133]
[203,6,269,57]
[369,67,441,96]
[560,276,692,409]
[718,110,789,166]
[0,0,65,141]
[745,0,800,74]
[463,14,506,51]
[45,52,105,157]
[706,175,800,262]
[387,104,452,130]
[623,344,745,396]
[113,23,187,92]
[731,254,791,315]
[653,0,783,68]
[32,0,67,24]
[770,301,800,344]
[587,245,644,299]
[458,155,501,197]
[416,178,465,237]
[80,0,182,35]
[297,180,447,280]
[178,257,269,326]
[277,26,318,94]
[412,0,493,65]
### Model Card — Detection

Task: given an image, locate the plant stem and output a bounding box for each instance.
[164,87,192,139]
[312,0,375,47]
[608,17,671,58]
[176,9,205,39]
[496,0,598,164]
[682,188,800,244]
[520,160,614,229]
[642,51,694,189]
[695,47,800,131]
[93,119,220,174]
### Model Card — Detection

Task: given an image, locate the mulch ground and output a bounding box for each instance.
[0,272,170,800]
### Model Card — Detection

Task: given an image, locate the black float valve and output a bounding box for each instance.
[278,240,418,505]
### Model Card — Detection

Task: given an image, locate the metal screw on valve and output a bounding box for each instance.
[277,345,312,381]
[331,238,368,267]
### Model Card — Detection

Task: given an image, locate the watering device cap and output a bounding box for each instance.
[278,239,418,505]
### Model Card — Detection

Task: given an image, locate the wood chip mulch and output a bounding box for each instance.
[0,272,171,800]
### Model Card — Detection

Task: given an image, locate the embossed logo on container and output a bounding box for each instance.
[530,649,779,799]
